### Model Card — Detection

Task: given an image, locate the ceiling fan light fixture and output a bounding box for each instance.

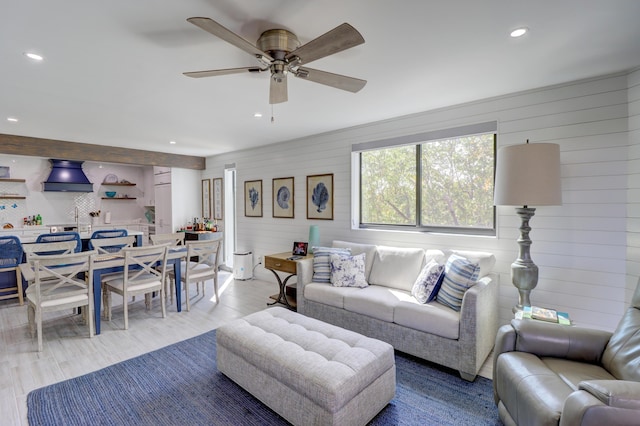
[510,27,528,38]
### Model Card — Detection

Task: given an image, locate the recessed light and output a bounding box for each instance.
[7,117,18,122]
[510,27,528,38]
[169,140,177,145]
[253,113,263,118]
[24,52,44,61]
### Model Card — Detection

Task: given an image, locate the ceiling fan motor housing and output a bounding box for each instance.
[257,29,300,59]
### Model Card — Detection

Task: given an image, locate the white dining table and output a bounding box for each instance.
[19,247,187,334]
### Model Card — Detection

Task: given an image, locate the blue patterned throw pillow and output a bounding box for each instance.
[330,253,368,288]
[312,247,351,283]
[411,259,445,304]
[436,254,480,311]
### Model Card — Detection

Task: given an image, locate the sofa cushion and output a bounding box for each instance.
[393,299,461,339]
[330,253,368,288]
[343,285,408,323]
[411,259,445,304]
[312,247,351,283]
[368,246,426,292]
[332,240,377,281]
[436,254,480,311]
[304,283,360,309]
[447,250,495,278]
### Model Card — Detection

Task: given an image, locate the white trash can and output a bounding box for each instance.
[233,251,253,280]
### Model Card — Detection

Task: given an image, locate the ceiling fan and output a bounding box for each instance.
[183,17,367,104]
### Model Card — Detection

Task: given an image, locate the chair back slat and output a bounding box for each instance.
[23,241,78,260]
[0,236,23,269]
[123,244,169,286]
[150,232,185,248]
[36,232,82,253]
[30,251,96,301]
[90,235,136,255]
[88,229,128,250]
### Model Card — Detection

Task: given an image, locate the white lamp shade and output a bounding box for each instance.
[494,143,562,206]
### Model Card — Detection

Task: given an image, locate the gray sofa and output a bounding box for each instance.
[296,240,499,381]
[493,280,640,425]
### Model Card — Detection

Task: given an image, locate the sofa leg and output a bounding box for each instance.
[459,371,476,382]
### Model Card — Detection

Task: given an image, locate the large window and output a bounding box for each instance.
[355,122,496,235]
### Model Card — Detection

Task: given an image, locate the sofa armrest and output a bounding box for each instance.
[559,381,640,426]
[458,273,499,379]
[295,258,314,313]
[507,319,612,363]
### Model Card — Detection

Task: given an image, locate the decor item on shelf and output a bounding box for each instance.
[494,140,562,313]
[308,225,320,254]
[103,174,118,183]
[105,191,116,198]
[272,177,294,218]
[307,173,333,220]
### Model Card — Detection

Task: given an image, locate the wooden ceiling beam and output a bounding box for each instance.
[0,133,205,170]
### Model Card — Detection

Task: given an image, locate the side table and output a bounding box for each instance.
[264,252,312,310]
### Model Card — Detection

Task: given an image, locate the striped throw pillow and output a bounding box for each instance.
[436,254,480,311]
[312,247,351,283]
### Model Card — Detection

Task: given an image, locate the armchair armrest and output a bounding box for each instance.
[579,380,640,409]
[496,319,612,363]
[559,381,640,426]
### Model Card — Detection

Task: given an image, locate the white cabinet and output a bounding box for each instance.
[155,183,172,234]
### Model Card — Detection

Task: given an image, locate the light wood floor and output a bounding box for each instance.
[0,272,493,426]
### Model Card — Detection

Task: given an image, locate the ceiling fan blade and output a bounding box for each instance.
[187,17,273,61]
[269,76,288,104]
[285,23,364,65]
[295,67,366,93]
[183,67,263,78]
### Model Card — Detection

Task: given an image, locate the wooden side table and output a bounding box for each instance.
[264,252,312,310]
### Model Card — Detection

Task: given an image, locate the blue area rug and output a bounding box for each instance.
[27,330,501,425]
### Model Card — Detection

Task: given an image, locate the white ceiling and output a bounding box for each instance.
[2,0,640,158]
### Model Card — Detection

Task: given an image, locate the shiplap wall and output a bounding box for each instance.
[205,70,638,331]
[627,68,640,305]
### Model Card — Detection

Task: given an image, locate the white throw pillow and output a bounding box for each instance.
[368,246,426,292]
[330,253,368,288]
[411,259,445,304]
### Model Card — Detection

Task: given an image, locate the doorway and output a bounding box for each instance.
[223,167,236,268]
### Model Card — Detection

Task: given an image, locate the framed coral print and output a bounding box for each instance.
[201,179,211,218]
[307,173,333,220]
[213,177,223,220]
[273,177,294,218]
[244,179,263,217]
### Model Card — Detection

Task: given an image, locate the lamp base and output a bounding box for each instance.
[511,207,539,314]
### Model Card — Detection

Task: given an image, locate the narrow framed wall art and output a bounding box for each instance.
[244,179,263,217]
[272,177,294,218]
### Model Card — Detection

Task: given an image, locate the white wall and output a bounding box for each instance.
[205,70,638,332]
[627,68,640,304]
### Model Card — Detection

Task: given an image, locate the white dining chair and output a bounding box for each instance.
[22,240,78,260]
[150,232,185,302]
[102,244,169,329]
[26,250,97,352]
[167,239,221,311]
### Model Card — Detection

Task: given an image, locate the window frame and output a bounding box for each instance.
[352,122,497,236]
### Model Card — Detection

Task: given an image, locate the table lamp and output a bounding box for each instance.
[308,225,320,254]
[494,141,562,313]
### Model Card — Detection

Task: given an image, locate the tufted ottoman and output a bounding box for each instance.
[216,307,396,426]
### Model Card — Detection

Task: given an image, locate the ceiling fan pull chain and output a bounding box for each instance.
[271,105,275,124]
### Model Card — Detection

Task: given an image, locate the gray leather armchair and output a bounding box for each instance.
[493,282,640,426]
